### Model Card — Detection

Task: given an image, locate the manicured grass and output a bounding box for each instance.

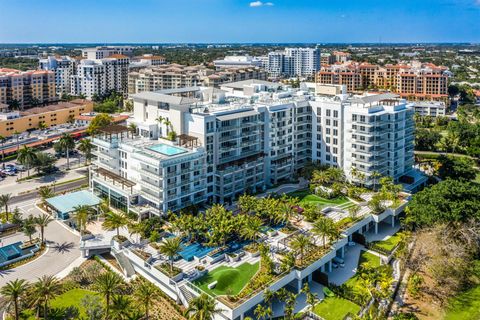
[371,233,403,253]
[50,288,98,317]
[193,262,259,296]
[288,189,351,207]
[444,285,480,320]
[313,296,361,320]
[344,250,381,290]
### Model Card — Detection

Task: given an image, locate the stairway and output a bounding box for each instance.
[112,250,136,277]
[179,285,197,306]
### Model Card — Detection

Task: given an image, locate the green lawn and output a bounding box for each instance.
[344,251,381,291]
[288,189,351,207]
[313,296,361,320]
[193,262,259,296]
[444,285,480,320]
[50,288,98,317]
[371,233,403,253]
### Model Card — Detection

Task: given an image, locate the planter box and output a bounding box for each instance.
[112,238,130,250]
[248,251,260,258]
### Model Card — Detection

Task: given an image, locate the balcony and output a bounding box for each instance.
[139,178,163,191]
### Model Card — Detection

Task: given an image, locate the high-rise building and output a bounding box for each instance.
[39,56,78,95]
[90,80,423,216]
[316,61,450,102]
[0,68,57,109]
[71,55,130,99]
[81,46,135,60]
[213,55,264,69]
[127,64,267,94]
[267,47,321,78]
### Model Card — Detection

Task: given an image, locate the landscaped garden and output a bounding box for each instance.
[193,262,260,296]
[444,285,480,320]
[313,296,361,320]
[344,250,381,290]
[370,232,403,253]
[287,189,351,208]
[49,288,97,318]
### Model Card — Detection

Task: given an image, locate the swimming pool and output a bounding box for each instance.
[147,143,187,156]
[179,243,216,261]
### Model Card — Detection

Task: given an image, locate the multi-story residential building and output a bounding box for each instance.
[316,61,450,103]
[71,55,130,99]
[267,47,321,78]
[410,101,447,117]
[333,51,351,63]
[128,64,267,94]
[39,56,78,95]
[129,54,167,70]
[91,80,423,216]
[0,99,93,137]
[81,46,135,60]
[213,55,264,69]
[0,68,57,109]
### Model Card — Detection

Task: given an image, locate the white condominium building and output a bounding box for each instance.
[81,46,135,60]
[213,55,264,69]
[39,56,78,95]
[267,47,321,78]
[91,80,419,216]
[71,55,130,99]
[410,101,447,117]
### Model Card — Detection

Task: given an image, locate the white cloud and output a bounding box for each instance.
[249,1,274,7]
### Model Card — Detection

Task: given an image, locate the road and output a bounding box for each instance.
[0,198,81,286]
[10,177,88,205]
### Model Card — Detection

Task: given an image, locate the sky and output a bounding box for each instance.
[0,0,479,43]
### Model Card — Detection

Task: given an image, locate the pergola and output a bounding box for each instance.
[93,167,136,193]
[96,125,131,141]
[178,134,200,148]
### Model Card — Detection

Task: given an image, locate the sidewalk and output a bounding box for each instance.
[0,168,86,197]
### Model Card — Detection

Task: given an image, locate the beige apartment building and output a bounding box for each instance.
[128,64,267,94]
[0,68,57,109]
[0,99,93,137]
[316,62,450,102]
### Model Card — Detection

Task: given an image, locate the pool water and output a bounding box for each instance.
[179,243,215,261]
[148,144,187,156]
[0,242,31,263]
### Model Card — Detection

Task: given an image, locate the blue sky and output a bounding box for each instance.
[0,0,479,43]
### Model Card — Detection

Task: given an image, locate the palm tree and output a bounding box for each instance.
[38,186,54,206]
[128,123,137,136]
[312,216,335,248]
[0,134,6,161]
[32,275,62,320]
[77,138,93,165]
[72,205,95,235]
[35,213,53,244]
[279,202,295,224]
[302,283,318,311]
[240,216,263,242]
[1,279,29,320]
[102,211,128,237]
[290,234,311,265]
[348,204,361,220]
[263,289,275,320]
[134,279,156,319]
[254,304,271,320]
[186,293,223,320]
[95,271,124,319]
[17,146,37,177]
[158,237,182,273]
[22,215,37,242]
[0,193,12,221]
[57,133,75,169]
[110,295,132,320]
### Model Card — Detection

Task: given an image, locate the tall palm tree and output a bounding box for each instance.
[17,146,37,178]
[290,234,311,265]
[302,283,318,311]
[128,123,137,136]
[35,213,53,244]
[22,215,37,242]
[186,293,223,320]
[263,289,275,320]
[158,237,182,273]
[1,279,29,320]
[72,205,95,235]
[102,211,128,237]
[0,193,12,221]
[312,216,335,248]
[240,216,263,242]
[57,133,75,169]
[0,134,6,161]
[95,271,124,319]
[134,279,156,319]
[77,138,93,165]
[32,275,62,320]
[38,186,54,207]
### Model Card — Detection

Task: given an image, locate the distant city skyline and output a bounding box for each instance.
[0,0,479,43]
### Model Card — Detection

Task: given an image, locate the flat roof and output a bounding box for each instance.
[349,93,400,105]
[216,109,260,121]
[221,79,281,89]
[131,92,199,105]
[46,190,101,214]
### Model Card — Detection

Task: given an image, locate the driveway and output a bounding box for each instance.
[0,198,81,286]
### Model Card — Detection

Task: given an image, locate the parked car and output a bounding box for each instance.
[333,257,345,268]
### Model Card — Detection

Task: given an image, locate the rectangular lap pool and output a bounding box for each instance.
[179,243,216,262]
[147,143,187,156]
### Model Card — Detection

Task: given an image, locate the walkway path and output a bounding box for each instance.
[0,198,81,286]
